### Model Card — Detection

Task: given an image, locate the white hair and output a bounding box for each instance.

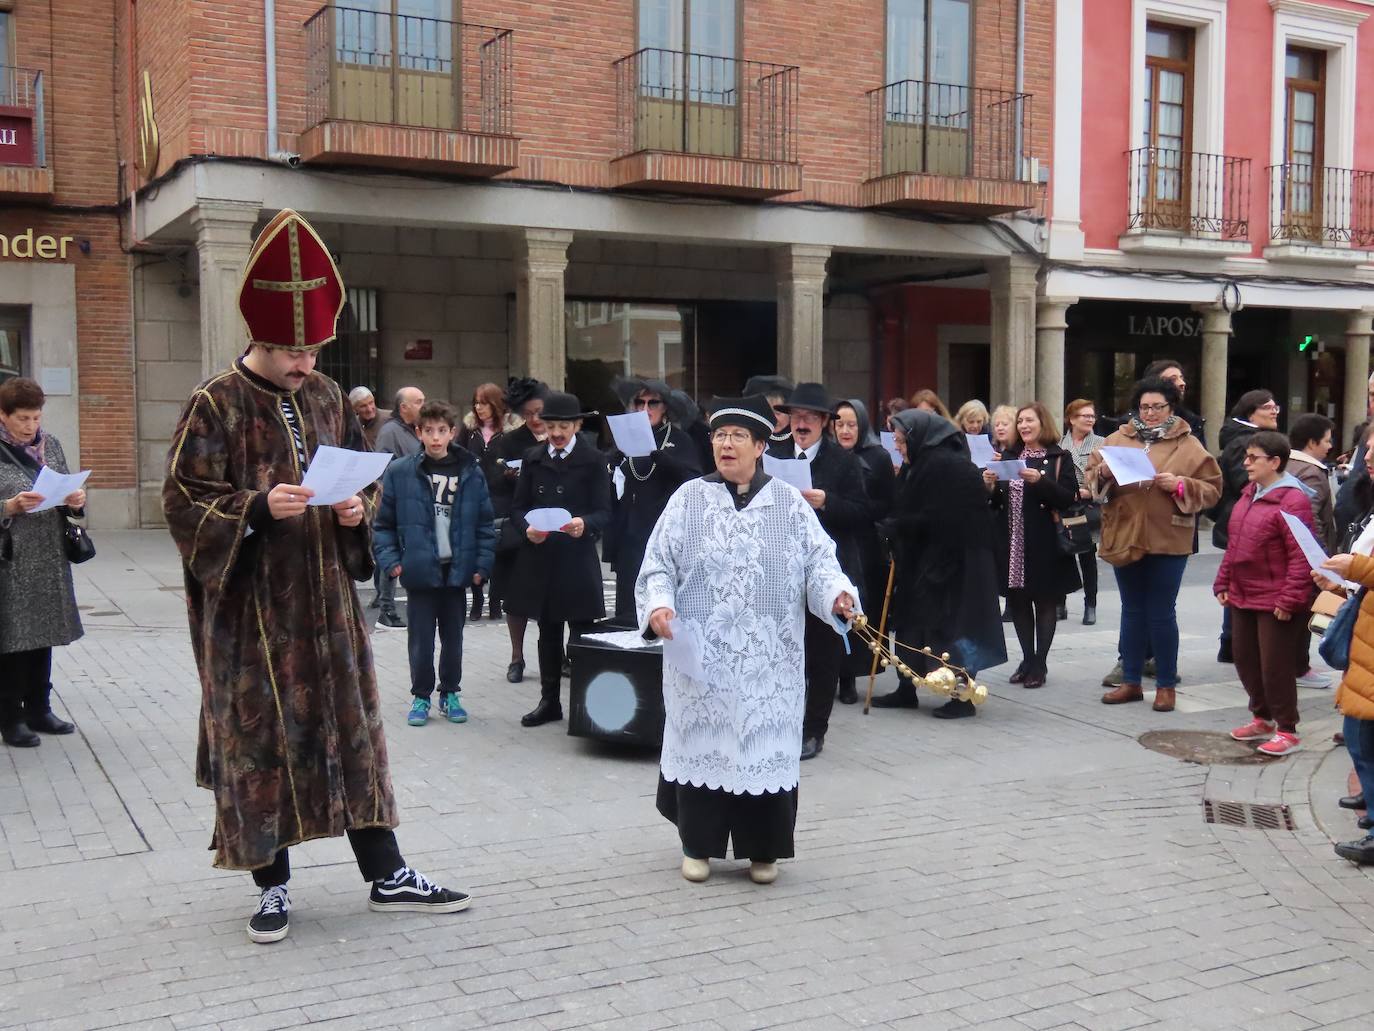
[348,386,374,404]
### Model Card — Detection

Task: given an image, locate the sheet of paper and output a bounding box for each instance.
[1281,512,1358,591]
[985,459,1027,481]
[607,411,657,458]
[662,618,707,681]
[1100,446,1157,486]
[503,459,523,472]
[880,431,903,468]
[299,446,391,506]
[612,466,626,500]
[525,507,573,533]
[965,434,997,468]
[762,453,813,492]
[30,466,91,513]
[583,630,657,651]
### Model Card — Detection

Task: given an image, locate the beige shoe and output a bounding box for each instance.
[681,856,710,882]
[748,861,779,884]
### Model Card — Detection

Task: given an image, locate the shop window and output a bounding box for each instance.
[0,306,26,383]
[1139,22,1194,229]
[881,0,972,176]
[1280,46,1325,240]
[317,288,381,399]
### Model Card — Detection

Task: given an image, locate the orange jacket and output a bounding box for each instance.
[1337,553,1374,721]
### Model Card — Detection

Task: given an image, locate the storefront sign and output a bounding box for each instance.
[0,112,36,167]
[1128,314,1201,338]
[0,230,75,260]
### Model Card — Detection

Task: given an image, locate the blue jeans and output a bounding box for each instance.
[1114,554,1188,688]
[406,586,465,699]
[1345,717,1374,838]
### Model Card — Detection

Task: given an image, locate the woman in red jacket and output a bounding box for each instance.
[1213,430,1318,756]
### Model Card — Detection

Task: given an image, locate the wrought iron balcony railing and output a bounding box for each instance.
[304,4,513,135]
[1126,147,1250,239]
[1269,164,1374,248]
[613,48,798,164]
[867,80,1030,183]
[0,66,46,167]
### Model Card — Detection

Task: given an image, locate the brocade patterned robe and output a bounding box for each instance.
[635,477,858,796]
[163,363,397,871]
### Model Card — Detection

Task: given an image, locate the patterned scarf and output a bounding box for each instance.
[1128,414,1177,450]
[0,420,45,468]
[1007,446,1047,590]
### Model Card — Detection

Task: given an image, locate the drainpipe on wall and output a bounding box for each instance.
[1015,0,1026,180]
[264,0,301,165]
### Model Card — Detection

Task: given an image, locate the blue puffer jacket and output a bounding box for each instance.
[373,446,496,590]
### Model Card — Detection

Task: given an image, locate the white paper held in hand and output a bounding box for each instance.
[965,434,997,468]
[762,453,813,492]
[299,446,391,505]
[606,411,657,458]
[880,431,903,468]
[30,466,91,513]
[663,617,707,681]
[1281,512,1358,591]
[985,459,1027,481]
[525,507,573,533]
[1100,446,1157,486]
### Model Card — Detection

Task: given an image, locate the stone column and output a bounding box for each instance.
[1344,309,1374,449]
[774,244,831,384]
[192,200,260,379]
[1194,304,1232,452]
[988,254,1039,407]
[1035,297,1076,423]
[513,228,573,389]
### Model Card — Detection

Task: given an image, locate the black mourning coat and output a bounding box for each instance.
[504,438,613,623]
[988,444,1083,597]
[767,435,870,598]
[605,421,702,585]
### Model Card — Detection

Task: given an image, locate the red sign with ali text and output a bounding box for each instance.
[0,110,36,168]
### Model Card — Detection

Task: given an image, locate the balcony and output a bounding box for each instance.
[1265,164,1374,265]
[1120,148,1251,256]
[0,66,53,202]
[611,48,801,198]
[861,81,1039,216]
[300,5,518,176]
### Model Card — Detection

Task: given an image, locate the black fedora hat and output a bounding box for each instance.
[541,390,598,421]
[775,382,835,416]
[742,374,794,400]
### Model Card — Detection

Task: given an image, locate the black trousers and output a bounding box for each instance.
[657,775,797,860]
[0,647,53,724]
[251,827,404,888]
[802,613,846,742]
[1077,546,1098,605]
[537,617,593,703]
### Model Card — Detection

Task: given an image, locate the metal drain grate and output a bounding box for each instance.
[1202,799,1296,831]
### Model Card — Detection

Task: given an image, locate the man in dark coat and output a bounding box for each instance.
[605,378,702,617]
[767,382,869,759]
[163,210,469,947]
[506,391,613,727]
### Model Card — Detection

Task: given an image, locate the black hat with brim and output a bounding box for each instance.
[775,382,835,416]
[707,395,776,438]
[542,390,598,422]
[742,375,794,400]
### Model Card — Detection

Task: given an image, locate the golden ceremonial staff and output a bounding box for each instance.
[862,557,897,714]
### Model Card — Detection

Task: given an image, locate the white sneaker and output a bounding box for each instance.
[1296,669,1331,689]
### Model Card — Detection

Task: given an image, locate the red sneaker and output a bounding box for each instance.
[1257,731,1301,757]
[1229,718,1275,742]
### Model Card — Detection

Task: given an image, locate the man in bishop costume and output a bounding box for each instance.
[637,395,859,884]
[163,210,469,945]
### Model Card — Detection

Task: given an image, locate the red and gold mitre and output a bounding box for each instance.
[238,209,345,352]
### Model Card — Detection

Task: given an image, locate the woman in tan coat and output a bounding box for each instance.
[1085,377,1221,712]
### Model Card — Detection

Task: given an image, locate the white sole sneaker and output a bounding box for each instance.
[247,920,289,944]
[368,896,471,914]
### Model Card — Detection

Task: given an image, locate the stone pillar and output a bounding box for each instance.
[1344,309,1374,450]
[513,228,573,389]
[774,244,831,384]
[988,254,1038,407]
[192,200,260,379]
[1194,304,1232,453]
[1035,297,1076,424]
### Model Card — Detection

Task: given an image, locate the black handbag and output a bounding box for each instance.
[1049,457,1094,556]
[63,516,96,564]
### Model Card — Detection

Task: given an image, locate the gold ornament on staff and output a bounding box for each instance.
[851,613,990,710]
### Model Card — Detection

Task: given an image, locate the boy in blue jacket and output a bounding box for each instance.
[374,401,497,725]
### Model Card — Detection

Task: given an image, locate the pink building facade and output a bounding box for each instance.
[1041,0,1374,448]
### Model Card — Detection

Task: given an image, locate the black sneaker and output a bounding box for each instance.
[248,885,290,944]
[376,609,406,630]
[368,868,471,913]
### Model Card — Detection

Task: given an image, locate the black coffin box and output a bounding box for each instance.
[567,619,665,746]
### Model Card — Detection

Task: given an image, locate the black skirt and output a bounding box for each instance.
[656,775,798,861]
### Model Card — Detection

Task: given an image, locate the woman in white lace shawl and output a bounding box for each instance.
[637,394,858,886]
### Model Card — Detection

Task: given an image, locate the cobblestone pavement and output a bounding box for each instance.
[3,532,1372,1031]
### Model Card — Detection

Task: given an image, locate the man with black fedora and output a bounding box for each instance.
[768,382,869,759]
[504,391,612,727]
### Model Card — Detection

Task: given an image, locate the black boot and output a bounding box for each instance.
[25,687,73,735]
[521,690,564,727]
[837,677,858,705]
[2,721,40,747]
[932,698,977,720]
[1082,602,1097,626]
[489,597,503,621]
[1334,836,1374,864]
[871,682,919,709]
[469,587,484,622]
[1056,601,1068,621]
[1339,793,1365,810]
